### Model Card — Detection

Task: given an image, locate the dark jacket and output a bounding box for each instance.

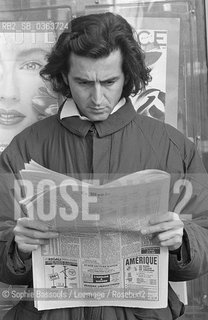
[1,99,208,320]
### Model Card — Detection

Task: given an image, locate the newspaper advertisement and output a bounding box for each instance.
[32,233,168,310]
[18,161,170,310]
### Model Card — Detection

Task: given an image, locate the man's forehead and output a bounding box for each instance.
[68,50,123,78]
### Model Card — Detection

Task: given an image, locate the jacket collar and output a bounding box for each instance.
[60,97,126,120]
[57,98,137,138]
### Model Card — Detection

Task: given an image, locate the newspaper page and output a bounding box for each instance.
[18,161,170,310]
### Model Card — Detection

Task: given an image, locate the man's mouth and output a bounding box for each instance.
[90,106,106,113]
[0,109,26,125]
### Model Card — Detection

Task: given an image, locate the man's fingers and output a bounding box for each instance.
[149,212,180,224]
[14,225,59,239]
[157,228,183,242]
[141,211,184,235]
[141,220,183,235]
[15,234,49,246]
[16,217,52,232]
[17,243,39,254]
[13,217,59,255]
[148,226,183,251]
[14,217,59,239]
[140,212,184,251]
[160,235,183,250]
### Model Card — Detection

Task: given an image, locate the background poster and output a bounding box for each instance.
[127,17,180,128]
[0,4,72,153]
[131,27,167,122]
[0,30,57,152]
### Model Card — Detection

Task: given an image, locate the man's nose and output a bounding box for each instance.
[91,83,103,105]
[0,66,20,105]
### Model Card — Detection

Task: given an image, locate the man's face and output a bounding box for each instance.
[66,49,125,121]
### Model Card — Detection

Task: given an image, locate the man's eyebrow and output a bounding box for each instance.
[73,76,120,82]
[73,77,92,82]
[101,76,120,82]
[17,48,48,59]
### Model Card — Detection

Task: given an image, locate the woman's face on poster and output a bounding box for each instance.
[0,32,54,147]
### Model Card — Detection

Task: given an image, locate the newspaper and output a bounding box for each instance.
[19,161,170,310]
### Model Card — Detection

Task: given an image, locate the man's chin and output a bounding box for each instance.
[88,114,110,122]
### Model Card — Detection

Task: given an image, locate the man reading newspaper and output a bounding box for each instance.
[1,12,208,320]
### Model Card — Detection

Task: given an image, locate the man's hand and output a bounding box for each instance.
[141,212,184,251]
[13,217,59,260]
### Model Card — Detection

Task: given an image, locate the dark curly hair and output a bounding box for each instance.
[40,12,151,98]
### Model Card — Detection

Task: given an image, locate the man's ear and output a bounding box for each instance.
[124,75,129,85]
[62,72,71,98]
[62,73,68,85]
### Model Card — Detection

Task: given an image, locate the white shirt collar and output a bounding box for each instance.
[60,98,126,120]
